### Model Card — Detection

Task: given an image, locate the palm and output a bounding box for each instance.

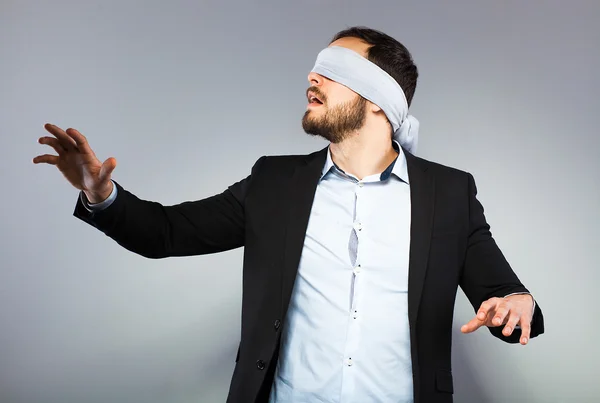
[56,146,101,190]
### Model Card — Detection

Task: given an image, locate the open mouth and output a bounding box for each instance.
[307,91,324,105]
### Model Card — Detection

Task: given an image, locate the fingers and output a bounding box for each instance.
[518,314,532,345]
[33,154,59,165]
[476,298,498,321]
[502,311,521,337]
[461,297,500,334]
[99,157,117,182]
[460,315,487,333]
[38,136,65,154]
[64,127,93,154]
[503,309,532,344]
[491,302,510,327]
[462,295,534,344]
[44,123,78,151]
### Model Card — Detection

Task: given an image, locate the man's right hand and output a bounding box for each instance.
[33,123,117,203]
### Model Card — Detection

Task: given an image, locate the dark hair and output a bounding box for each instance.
[330,26,418,107]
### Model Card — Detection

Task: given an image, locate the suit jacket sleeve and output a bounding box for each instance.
[459,172,544,342]
[72,156,266,259]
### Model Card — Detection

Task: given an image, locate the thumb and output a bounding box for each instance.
[98,157,117,183]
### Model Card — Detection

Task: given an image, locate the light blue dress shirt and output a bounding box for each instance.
[269,141,415,403]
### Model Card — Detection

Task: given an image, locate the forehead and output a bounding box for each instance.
[328,36,370,58]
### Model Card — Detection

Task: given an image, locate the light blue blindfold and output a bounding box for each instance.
[311,46,419,154]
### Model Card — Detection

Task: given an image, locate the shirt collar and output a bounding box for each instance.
[320,140,409,184]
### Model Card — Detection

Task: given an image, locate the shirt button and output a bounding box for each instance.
[256,360,266,370]
[274,319,281,330]
[346,358,353,366]
[354,222,362,231]
[358,182,364,188]
[353,310,358,319]
[353,265,361,275]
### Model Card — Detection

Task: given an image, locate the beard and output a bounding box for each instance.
[302,93,368,144]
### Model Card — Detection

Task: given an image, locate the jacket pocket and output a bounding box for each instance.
[435,369,454,393]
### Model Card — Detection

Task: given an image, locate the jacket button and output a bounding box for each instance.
[256,360,266,370]
[274,319,281,330]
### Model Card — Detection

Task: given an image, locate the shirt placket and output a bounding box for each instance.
[340,179,365,402]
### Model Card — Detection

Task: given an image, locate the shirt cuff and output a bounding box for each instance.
[80,181,117,212]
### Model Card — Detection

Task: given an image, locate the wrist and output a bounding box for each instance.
[84,182,113,204]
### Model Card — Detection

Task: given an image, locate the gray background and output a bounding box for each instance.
[2,0,599,402]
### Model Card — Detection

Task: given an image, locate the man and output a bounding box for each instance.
[34,27,544,403]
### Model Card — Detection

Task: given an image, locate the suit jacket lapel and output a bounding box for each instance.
[404,149,436,325]
[280,147,328,316]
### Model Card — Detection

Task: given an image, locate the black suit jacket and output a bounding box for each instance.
[73,146,544,403]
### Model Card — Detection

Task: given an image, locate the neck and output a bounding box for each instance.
[329,124,398,180]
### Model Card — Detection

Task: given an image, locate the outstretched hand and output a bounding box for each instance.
[33,124,116,203]
[461,294,534,345]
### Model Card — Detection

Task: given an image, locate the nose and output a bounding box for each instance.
[307,71,324,86]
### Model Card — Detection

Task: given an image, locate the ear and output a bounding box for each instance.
[369,101,382,113]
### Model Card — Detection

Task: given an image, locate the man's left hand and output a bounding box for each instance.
[460,294,534,345]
